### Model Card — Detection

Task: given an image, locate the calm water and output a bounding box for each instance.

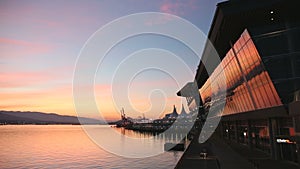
[0,125,183,169]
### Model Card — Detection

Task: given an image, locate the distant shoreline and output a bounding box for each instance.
[0,123,109,125]
[0,110,107,125]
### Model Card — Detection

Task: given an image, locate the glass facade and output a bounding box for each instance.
[199,29,282,116]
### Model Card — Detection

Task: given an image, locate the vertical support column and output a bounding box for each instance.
[219,121,224,139]
[293,116,300,166]
[247,120,253,148]
[228,121,232,140]
[234,121,239,143]
[285,22,297,97]
[269,118,280,160]
[225,122,230,140]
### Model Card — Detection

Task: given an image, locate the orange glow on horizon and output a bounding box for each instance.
[1,82,186,121]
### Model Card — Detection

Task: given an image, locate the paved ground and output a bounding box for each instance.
[175,136,221,169]
[175,134,299,169]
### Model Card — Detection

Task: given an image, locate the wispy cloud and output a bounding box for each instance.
[0,37,52,59]
[160,0,198,16]
[0,67,71,89]
[0,71,49,88]
[144,0,199,26]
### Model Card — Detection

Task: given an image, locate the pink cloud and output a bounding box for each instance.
[0,70,63,88]
[128,79,180,90]
[0,38,34,46]
[0,85,72,99]
[0,37,52,59]
[160,0,198,16]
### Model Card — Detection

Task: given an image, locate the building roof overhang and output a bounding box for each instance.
[195,0,296,88]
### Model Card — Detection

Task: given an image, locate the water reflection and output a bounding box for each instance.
[0,125,183,169]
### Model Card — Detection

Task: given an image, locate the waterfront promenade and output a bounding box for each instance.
[175,134,299,169]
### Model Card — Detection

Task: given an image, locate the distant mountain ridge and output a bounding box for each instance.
[0,110,104,124]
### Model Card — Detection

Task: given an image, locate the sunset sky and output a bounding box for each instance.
[1,0,222,121]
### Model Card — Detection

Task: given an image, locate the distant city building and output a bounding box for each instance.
[178,104,190,119]
[153,105,191,125]
[178,0,299,165]
[164,105,179,119]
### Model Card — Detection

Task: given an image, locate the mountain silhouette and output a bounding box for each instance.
[0,110,104,124]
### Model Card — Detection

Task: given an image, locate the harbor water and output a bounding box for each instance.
[0,125,183,169]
